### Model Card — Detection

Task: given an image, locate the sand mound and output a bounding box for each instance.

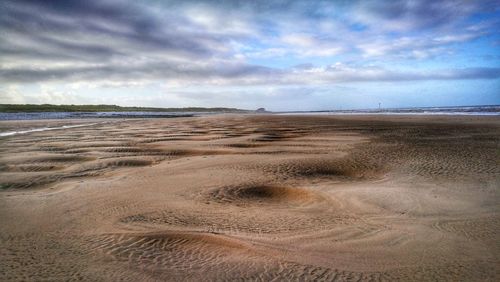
[225,143,263,148]
[0,177,56,190]
[255,158,386,181]
[29,155,93,163]
[88,231,253,274]
[37,146,68,152]
[104,147,153,153]
[121,207,354,234]
[252,132,302,142]
[433,216,500,242]
[1,164,64,172]
[208,185,316,205]
[102,146,180,156]
[63,148,91,154]
[107,158,153,167]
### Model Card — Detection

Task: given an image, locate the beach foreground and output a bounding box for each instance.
[0,115,499,281]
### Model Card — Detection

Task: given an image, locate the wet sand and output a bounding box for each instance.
[0,114,499,281]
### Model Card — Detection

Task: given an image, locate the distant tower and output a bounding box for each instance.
[378,102,381,110]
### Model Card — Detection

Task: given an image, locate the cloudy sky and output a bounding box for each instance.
[1,0,499,110]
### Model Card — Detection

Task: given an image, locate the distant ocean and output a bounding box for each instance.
[0,111,197,120]
[277,105,500,116]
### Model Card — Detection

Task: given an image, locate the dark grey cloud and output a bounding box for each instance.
[0,62,279,83]
[2,61,498,84]
[11,33,122,61]
[358,67,500,82]
[1,0,227,63]
[361,1,462,29]
[354,0,500,31]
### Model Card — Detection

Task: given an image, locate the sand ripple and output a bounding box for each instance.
[1,115,499,281]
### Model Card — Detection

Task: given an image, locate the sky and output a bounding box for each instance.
[1,0,499,111]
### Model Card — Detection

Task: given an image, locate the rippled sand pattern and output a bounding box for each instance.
[0,115,499,281]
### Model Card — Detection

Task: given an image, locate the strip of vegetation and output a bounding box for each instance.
[0,104,251,113]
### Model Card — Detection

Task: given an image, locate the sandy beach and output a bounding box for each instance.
[0,114,499,281]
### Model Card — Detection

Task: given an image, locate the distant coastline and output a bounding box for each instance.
[0,104,251,113]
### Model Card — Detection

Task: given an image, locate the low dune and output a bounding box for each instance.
[0,115,499,281]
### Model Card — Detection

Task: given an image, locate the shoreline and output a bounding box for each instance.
[2,113,499,137]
